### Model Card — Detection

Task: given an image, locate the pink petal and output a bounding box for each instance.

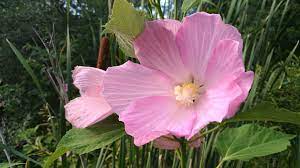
[205,39,244,87]
[189,77,242,138]
[227,71,254,118]
[103,61,173,114]
[119,96,196,146]
[134,20,190,83]
[156,19,182,35]
[176,12,242,82]
[65,96,112,128]
[73,66,105,97]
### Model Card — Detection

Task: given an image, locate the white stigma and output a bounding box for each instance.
[174,82,201,106]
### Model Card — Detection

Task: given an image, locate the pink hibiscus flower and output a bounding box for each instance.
[103,12,254,146]
[64,66,112,128]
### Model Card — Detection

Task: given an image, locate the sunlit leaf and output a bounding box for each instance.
[216,124,295,161]
[105,0,145,57]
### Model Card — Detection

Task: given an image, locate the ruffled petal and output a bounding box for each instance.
[73,66,105,97]
[134,20,190,83]
[204,39,244,87]
[65,96,112,128]
[227,71,254,118]
[189,77,242,138]
[119,96,196,146]
[176,12,242,82]
[103,61,173,114]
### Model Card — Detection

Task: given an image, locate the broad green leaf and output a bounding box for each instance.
[215,124,295,161]
[227,102,300,125]
[44,117,125,168]
[105,0,145,57]
[57,121,125,154]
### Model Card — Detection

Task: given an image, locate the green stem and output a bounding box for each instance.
[154,0,164,19]
[174,0,179,20]
[179,139,187,168]
[216,160,224,168]
[200,124,222,138]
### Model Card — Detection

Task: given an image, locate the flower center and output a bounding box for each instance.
[174,82,201,106]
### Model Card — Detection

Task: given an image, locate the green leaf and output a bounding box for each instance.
[44,147,69,168]
[6,39,43,95]
[215,124,295,161]
[227,102,300,125]
[57,120,125,154]
[44,117,125,167]
[105,0,145,57]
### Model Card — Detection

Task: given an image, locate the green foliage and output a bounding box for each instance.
[57,117,125,154]
[181,0,214,14]
[228,102,300,125]
[105,0,145,57]
[0,144,42,166]
[44,117,125,167]
[215,124,295,162]
[6,40,44,96]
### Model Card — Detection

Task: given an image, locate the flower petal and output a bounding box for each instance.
[176,12,242,82]
[134,20,190,83]
[227,71,254,118]
[103,61,173,114]
[119,96,196,146]
[73,66,105,97]
[156,19,182,35]
[204,39,244,87]
[65,96,112,128]
[189,77,242,138]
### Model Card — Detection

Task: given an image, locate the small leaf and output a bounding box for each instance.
[215,124,295,161]
[105,0,145,57]
[44,117,125,167]
[227,102,300,125]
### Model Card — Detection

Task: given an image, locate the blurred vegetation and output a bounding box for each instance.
[0,0,299,167]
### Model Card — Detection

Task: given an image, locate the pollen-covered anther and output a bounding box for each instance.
[174,82,201,106]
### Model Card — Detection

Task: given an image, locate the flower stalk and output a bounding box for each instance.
[179,138,187,168]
